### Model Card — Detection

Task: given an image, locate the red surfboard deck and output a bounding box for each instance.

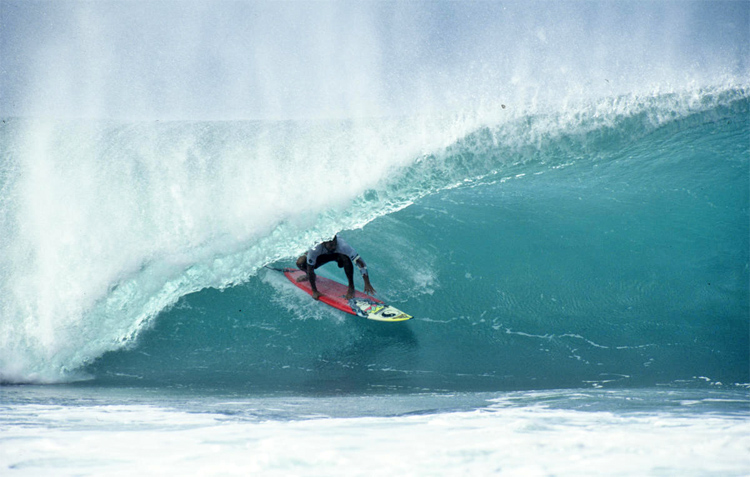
[283,268,378,315]
[282,268,412,322]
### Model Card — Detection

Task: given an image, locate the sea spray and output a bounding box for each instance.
[1,86,747,384]
[1,0,748,384]
[0,114,481,382]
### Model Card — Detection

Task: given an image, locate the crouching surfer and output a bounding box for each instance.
[295,235,375,300]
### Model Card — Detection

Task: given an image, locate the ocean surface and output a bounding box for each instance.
[1,1,749,475]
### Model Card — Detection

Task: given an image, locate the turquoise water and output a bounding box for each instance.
[3,91,748,475]
[1,1,749,474]
[18,91,741,394]
[2,91,748,391]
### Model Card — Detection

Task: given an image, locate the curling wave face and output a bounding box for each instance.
[0,85,747,387]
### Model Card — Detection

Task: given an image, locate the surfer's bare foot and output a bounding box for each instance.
[296,275,309,283]
[312,291,322,300]
[345,288,355,300]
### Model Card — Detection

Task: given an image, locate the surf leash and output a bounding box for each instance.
[263,265,288,273]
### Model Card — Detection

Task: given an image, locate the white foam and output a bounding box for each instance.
[2,399,748,476]
[0,114,482,382]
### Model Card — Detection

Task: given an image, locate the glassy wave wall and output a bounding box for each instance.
[1,87,746,391]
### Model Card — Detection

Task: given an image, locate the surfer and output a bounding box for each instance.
[296,235,375,301]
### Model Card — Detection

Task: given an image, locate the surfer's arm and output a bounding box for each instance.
[362,274,375,295]
[356,258,376,295]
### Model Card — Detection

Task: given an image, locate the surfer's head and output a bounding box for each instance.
[323,235,338,252]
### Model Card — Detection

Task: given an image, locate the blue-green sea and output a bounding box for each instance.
[1,1,748,475]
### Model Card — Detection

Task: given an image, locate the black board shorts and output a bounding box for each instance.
[299,253,350,271]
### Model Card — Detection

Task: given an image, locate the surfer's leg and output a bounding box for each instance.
[296,255,307,271]
[338,254,356,298]
[295,255,309,282]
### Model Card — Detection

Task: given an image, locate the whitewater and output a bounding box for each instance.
[1,1,749,475]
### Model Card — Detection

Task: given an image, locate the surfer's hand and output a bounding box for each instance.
[312,291,322,300]
[363,274,375,295]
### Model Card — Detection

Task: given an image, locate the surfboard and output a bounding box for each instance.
[281,268,413,322]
